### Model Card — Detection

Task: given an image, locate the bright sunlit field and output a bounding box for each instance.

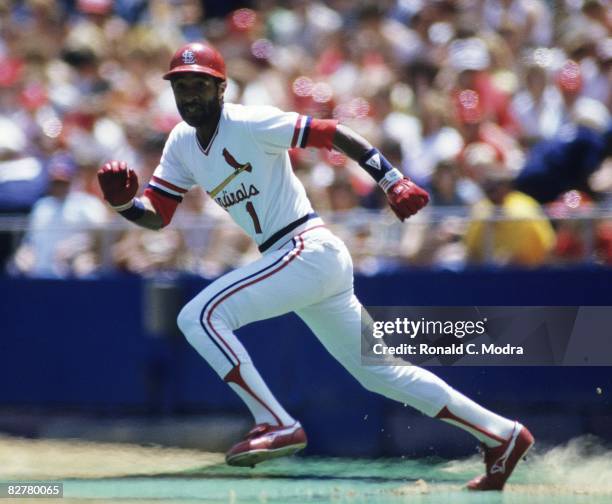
[2,435,611,503]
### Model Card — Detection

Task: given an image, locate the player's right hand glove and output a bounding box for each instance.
[97,160,139,207]
[386,178,430,221]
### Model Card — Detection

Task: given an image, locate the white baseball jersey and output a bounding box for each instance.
[146,104,335,251]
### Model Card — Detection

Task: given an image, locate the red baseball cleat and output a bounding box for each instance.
[225,422,307,467]
[467,422,534,491]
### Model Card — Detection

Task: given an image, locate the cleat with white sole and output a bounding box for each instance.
[225,422,307,467]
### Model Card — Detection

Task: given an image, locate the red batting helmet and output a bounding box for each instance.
[163,42,226,81]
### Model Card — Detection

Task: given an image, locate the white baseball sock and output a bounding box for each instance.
[224,363,295,427]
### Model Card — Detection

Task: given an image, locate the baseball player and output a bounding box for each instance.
[97,42,533,491]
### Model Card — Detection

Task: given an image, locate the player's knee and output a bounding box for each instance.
[177,293,230,346]
[176,299,202,340]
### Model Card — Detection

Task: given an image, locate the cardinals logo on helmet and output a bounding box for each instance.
[182,50,196,65]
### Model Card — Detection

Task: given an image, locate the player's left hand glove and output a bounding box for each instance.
[386,178,430,221]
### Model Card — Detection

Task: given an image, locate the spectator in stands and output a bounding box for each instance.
[0,118,47,269]
[511,51,565,145]
[548,190,596,264]
[112,225,187,275]
[555,60,610,134]
[402,161,469,268]
[454,89,524,173]
[548,189,612,266]
[0,0,608,273]
[447,36,518,134]
[428,160,470,207]
[515,123,612,204]
[11,154,108,278]
[593,38,612,110]
[482,0,553,47]
[464,166,555,266]
[403,91,463,185]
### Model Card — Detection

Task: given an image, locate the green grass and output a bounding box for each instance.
[56,454,612,503]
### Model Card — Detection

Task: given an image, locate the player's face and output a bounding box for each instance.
[171,73,223,127]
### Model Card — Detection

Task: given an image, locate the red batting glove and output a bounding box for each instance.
[97,160,139,207]
[386,178,430,221]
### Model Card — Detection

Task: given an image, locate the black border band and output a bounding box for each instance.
[258,212,318,253]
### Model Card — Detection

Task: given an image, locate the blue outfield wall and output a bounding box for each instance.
[1,267,611,457]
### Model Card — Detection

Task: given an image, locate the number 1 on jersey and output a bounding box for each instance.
[245,201,262,234]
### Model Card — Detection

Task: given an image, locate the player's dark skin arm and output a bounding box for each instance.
[332,124,373,162]
[331,124,430,221]
[133,196,164,230]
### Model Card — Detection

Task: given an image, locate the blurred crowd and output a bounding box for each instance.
[0,0,611,278]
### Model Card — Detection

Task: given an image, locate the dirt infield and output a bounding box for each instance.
[0,435,223,479]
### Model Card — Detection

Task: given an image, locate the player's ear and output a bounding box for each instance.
[218,80,227,100]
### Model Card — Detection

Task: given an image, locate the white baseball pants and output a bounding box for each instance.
[177,226,515,446]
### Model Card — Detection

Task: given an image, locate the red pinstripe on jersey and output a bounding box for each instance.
[151,176,188,194]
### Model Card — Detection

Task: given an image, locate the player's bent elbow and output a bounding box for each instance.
[154,217,168,230]
[138,214,165,231]
[140,195,169,230]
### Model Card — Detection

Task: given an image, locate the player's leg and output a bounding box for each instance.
[296,289,533,489]
[176,235,347,465]
[296,291,514,441]
[177,247,297,430]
